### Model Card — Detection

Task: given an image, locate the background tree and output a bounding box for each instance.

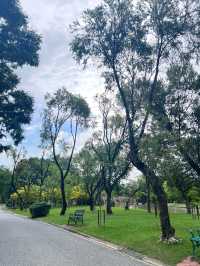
[15,158,38,200]
[152,60,200,181]
[163,159,195,214]
[70,0,200,241]
[141,129,197,214]
[41,88,90,215]
[30,149,51,200]
[0,0,41,152]
[75,145,103,211]
[0,167,12,202]
[90,95,130,214]
[7,147,26,209]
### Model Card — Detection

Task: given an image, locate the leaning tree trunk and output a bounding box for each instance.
[60,174,67,216]
[137,163,174,240]
[106,190,113,215]
[129,139,175,240]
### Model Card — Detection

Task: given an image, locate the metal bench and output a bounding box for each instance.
[68,209,85,225]
[190,229,200,256]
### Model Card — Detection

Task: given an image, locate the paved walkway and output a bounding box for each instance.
[0,208,152,266]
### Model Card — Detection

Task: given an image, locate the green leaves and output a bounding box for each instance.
[0,0,41,151]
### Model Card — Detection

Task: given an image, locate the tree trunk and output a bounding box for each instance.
[89,196,95,211]
[106,190,113,215]
[146,176,151,213]
[157,192,175,240]
[185,199,191,214]
[181,191,191,214]
[154,200,158,217]
[60,175,67,216]
[39,185,43,202]
[129,142,175,240]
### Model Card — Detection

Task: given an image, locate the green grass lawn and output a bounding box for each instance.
[11,207,200,265]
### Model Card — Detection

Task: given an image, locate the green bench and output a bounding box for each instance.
[190,229,200,256]
[68,209,85,225]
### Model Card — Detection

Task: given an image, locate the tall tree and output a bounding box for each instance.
[70,0,200,240]
[41,88,90,215]
[0,0,41,151]
[90,95,130,214]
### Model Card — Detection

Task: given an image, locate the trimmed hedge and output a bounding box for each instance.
[29,202,51,218]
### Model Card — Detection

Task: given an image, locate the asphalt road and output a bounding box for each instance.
[0,208,152,266]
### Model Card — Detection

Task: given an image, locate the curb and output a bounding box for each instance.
[62,225,168,266]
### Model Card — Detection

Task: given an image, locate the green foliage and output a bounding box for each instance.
[0,167,11,202]
[42,88,90,143]
[10,186,39,208]
[75,146,101,199]
[163,181,182,203]
[69,185,88,205]
[29,202,51,218]
[188,187,200,205]
[0,0,41,151]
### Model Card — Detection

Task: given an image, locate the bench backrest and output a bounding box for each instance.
[74,209,85,216]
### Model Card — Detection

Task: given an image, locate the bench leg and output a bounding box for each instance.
[192,244,196,257]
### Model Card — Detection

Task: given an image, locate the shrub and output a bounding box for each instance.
[29,202,51,218]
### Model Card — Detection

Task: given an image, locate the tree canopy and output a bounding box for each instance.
[0,0,41,152]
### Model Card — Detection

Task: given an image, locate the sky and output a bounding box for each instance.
[0,0,103,166]
[0,0,141,178]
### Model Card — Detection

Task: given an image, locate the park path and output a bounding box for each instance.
[0,207,153,266]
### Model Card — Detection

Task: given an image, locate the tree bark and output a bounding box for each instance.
[154,200,158,217]
[60,174,67,216]
[129,141,175,240]
[89,196,95,211]
[146,176,151,213]
[106,190,113,215]
[39,185,43,202]
[185,199,191,214]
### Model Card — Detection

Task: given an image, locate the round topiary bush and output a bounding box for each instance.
[29,202,51,218]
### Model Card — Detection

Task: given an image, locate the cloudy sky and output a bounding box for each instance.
[0,0,140,178]
[1,0,104,166]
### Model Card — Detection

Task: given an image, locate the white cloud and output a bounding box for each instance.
[16,0,104,159]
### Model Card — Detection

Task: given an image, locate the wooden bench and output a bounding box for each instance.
[190,229,200,256]
[68,209,85,225]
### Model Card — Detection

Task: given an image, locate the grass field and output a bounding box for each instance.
[12,207,200,265]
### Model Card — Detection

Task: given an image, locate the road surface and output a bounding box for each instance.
[0,208,152,266]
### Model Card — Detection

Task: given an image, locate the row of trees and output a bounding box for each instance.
[69,0,200,241]
[1,0,200,243]
[2,144,200,215]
